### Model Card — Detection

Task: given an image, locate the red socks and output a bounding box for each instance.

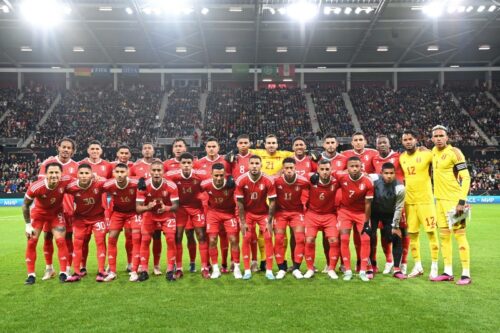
[140,234,152,272]
[131,233,141,272]
[107,236,118,273]
[273,233,286,265]
[43,236,53,266]
[294,231,305,265]
[305,241,316,271]
[340,233,351,271]
[55,237,69,273]
[165,234,176,271]
[125,231,132,265]
[26,237,39,274]
[153,236,162,267]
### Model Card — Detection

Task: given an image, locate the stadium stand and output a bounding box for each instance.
[0,152,40,193]
[203,88,313,151]
[310,86,355,139]
[349,86,485,148]
[32,85,162,149]
[0,85,57,141]
[159,87,202,138]
[453,87,500,140]
[469,157,499,191]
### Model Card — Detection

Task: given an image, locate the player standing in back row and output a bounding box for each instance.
[431,125,472,285]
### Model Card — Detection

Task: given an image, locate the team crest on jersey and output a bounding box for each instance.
[416,157,421,163]
[101,166,106,171]
[224,190,228,196]
[162,191,167,197]
[360,184,365,190]
[93,188,99,194]
[129,189,134,194]
[259,184,264,190]
[295,186,300,192]
[193,180,198,185]
[330,185,335,191]
[441,154,447,160]
[59,188,64,194]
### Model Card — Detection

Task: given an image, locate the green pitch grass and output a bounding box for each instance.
[1,205,499,332]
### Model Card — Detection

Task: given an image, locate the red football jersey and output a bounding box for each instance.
[306,177,339,214]
[38,156,79,179]
[110,160,134,170]
[231,152,252,180]
[371,151,404,182]
[38,156,79,216]
[136,178,179,220]
[294,156,317,177]
[25,176,72,217]
[342,148,378,174]
[200,179,236,213]
[65,179,106,220]
[335,172,374,212]
[130,159,153,179]
[163,158,181,173]
[80,158,113,179]
[194,155,231,176]
[235,173,276,215]
[274,174,309,213]
[103,178,139,213]
[320,152,347,172]
[165,169,208,209]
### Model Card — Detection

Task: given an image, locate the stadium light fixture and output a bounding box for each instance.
[466,6,474,13]
[457,5,466,13]
[478,44,490,51]
[124,46,136,53]
[477,5,485,12]
[73,46,84,52]
[377,46,389,52]
[143,7,152,15]
[427,45,439,51]
[355,7,362,14]
[447,4,457,14]
[422,2,444,18]
[176,47,187,53]
[278,7,287,15]
[125,7,133,15]
[344,7,352,15]
[333,7,342,14]
[20,0,71,28]
[287,1,319,22]
[317,66,327,69]
[262,78,272,82]
[277,47,288,53]
[225,46,237,53]
[323,6,331,15]
[450,65,460,68]
[229,7,242,12]
[201,7,209,15]
[99,6,112,11]
[365,7,375,14]
[488,5,496,12]
[1,5,10,13]
[20,46,32,52]
[51,66,61,69]
[326,46,337,52]
[283,78,293,82]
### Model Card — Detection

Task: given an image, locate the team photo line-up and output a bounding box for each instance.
[22,126,471,285]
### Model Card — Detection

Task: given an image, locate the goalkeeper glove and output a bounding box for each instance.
[309,173,320,185]
[361,221,371,235]
[308,150,321,162]
[224,149,239,164]
[226,175,235,189]
[138,177,147,191]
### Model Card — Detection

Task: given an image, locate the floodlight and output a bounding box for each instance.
[477,5,485,12]
[287,1,319,22]
[201,7,209,15]
[344,7,352,15]
[125,7,133,15]
[20,0,70,28]
[478,44,490,51]
[422,2,444,18]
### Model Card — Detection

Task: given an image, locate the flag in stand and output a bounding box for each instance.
[278,64,295,77]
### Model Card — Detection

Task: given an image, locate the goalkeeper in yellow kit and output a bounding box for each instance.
[250,134,294,271]
[400,130,440,279]
[431,125,472,285]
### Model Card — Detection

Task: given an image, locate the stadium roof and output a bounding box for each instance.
[0,0,499,69]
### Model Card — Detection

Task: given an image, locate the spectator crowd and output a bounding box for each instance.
[0,152,40,193]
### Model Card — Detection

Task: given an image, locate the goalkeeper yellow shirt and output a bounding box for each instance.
[399,150,434,204]
[250,149,294,176]
[432,145,471,202]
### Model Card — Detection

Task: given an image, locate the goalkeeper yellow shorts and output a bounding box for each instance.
[436,199,466,230]
[405,203,437,233]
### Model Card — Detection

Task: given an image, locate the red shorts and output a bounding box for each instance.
[274,211,305,230]
[142,214,176,234]
[305,211,338,238]
[176,207,205,229]
[32,213,65,231]
[337,208,365,232]
[244,212,271,234]
[206,210,239,235]
[73,218,107,237]
[109,211,141,231]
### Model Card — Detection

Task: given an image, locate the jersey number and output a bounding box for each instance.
[425,217,436,228]
[250,192,258,200]
[406,166,416,175]
[266,161,274,170]
[284,192,292,201]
